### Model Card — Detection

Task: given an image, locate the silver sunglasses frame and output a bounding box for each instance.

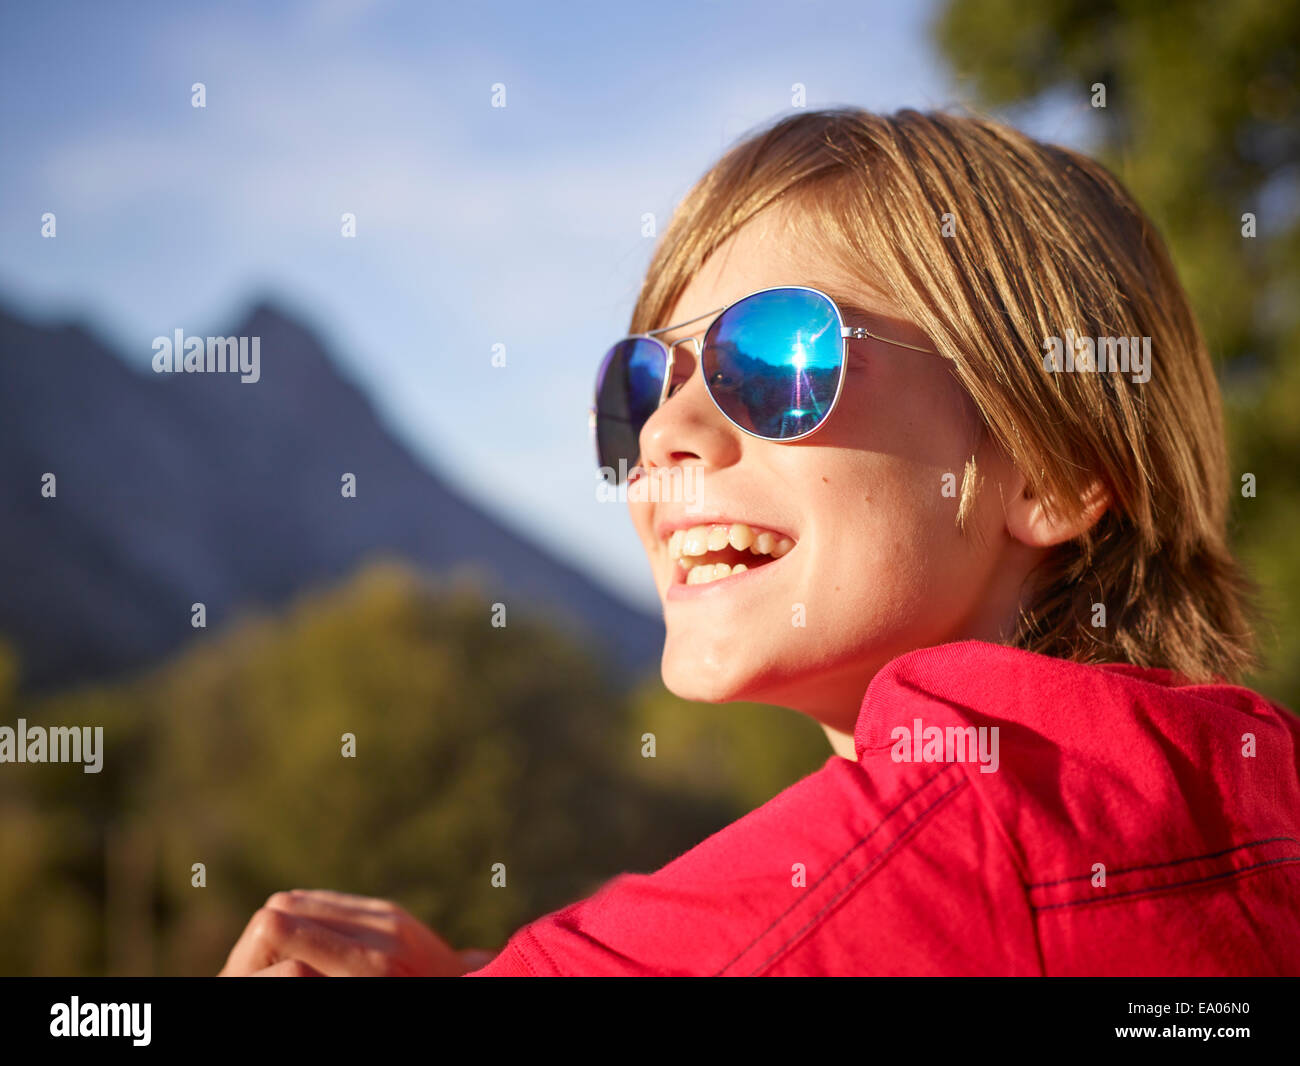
[589,284,935,457]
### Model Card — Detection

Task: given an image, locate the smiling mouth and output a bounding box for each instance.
[666,522,795,586]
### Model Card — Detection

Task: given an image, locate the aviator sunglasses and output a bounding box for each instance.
[591,284,934,483]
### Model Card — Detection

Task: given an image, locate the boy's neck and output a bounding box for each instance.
[822,723,858,762]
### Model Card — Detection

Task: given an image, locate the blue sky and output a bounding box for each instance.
[0,0,1089,612]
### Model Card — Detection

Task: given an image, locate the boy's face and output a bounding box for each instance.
[628,204,1038,734]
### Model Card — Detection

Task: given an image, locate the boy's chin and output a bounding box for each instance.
[659,650,781,706]
[659,660,751,705]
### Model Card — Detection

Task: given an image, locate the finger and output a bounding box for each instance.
[222,907,393,977]
[265,890,403,936]
[252,958,324,977]
[278,889,396,913]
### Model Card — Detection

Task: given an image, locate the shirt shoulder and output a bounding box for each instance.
[854,641,1300,975]
[470,747,1038,976]
[469,641,1300,976]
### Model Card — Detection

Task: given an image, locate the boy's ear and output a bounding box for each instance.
[1005,475,1110,549]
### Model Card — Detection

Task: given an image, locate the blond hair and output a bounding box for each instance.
[629,108,1257,682]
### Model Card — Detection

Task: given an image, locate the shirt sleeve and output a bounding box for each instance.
[464,755,1040,976]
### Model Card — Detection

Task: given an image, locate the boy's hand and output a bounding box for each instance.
[218,889,486,976]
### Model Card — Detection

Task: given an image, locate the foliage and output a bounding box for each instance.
[935,0,1300,702]
[0,562,826,975]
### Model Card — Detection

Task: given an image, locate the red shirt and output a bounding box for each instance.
[466,641,1300,976]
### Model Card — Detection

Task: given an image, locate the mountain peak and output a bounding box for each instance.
[0,297,662,690]
[234,299,332,357]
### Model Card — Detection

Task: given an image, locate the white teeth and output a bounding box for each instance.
[682,525,710,556]
[727,523,754,551]
[665,521,795,584]
[685,562,736,586]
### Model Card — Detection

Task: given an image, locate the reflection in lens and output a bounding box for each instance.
[595,338,666,481]
[701,288,842,440]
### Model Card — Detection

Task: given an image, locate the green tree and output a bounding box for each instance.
[0,562,824,975]
[934,0,1300,703]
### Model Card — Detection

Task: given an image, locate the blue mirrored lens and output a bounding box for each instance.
[595,337,666,480]
[701,288,843,439]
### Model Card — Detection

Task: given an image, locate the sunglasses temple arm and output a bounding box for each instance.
[843,326,936,354]
[645,305,727,337]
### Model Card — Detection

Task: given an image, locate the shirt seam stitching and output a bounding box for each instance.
[1027,835,1300,888]
[1032,853,1300,912]
[746,772,969,976]
[711,763,957,976]
[519,926,559,976]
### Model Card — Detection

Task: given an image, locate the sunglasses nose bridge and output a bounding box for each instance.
[655,334,702,405]
[667,335,701,358]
